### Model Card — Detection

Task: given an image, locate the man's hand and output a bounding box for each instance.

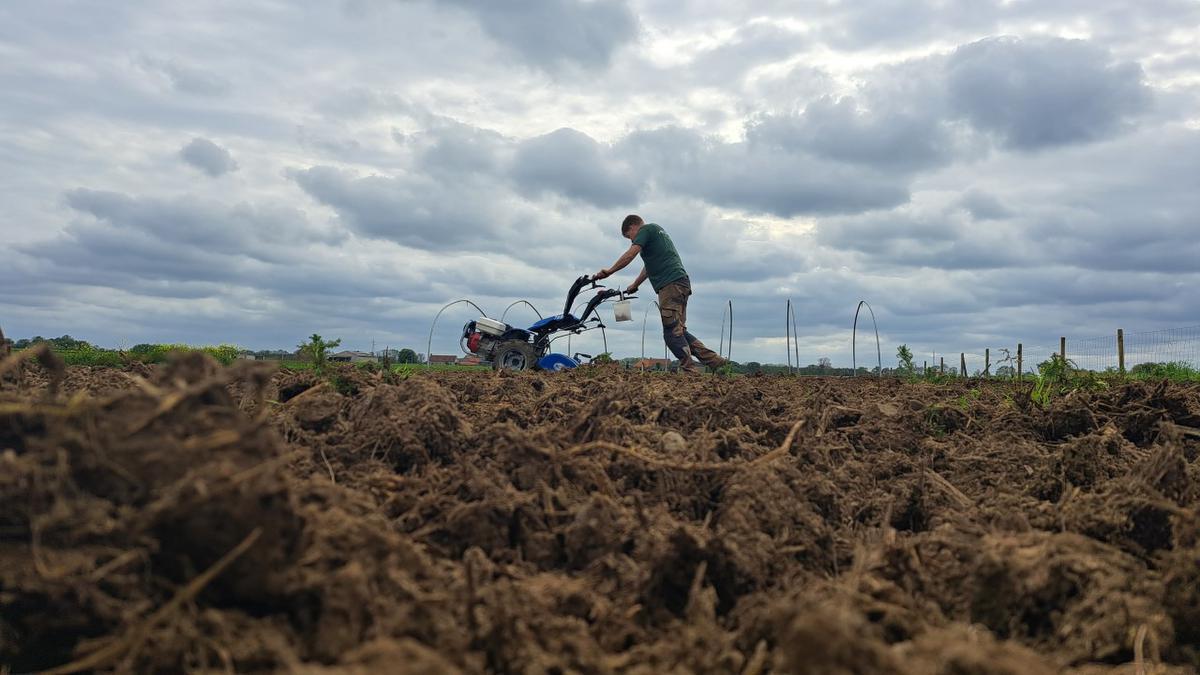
[594,269,611,280]
[625,283,639,295]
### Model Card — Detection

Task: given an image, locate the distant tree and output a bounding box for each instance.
[396,348,419,364]
[49,335,91,351]
[896,344,915,375]
[995,365,1015,378]
[15,336,45,349]
[818,357,832,372]
[297,334,342,374]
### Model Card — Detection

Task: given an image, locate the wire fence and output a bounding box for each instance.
[1124,326,1200,369]
[928,327,1200,380]
[1071,334,1119,372]
[1061,326,1200,372]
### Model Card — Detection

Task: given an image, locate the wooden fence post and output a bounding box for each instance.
[1060,336,1066,363]
[984,348,990,376]
[960,352,966,377]
[1117,329,1125,375]
[1017,343,1023,381]
[940,357,945,375]
[923,360,927,376]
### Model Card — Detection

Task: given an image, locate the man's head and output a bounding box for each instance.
[621,214,644,240]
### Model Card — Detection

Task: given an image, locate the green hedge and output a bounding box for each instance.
[52,344,243,367]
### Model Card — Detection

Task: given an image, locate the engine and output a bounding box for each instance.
[461,317,510,359]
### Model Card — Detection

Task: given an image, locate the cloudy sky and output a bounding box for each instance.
[2,0,1198,367]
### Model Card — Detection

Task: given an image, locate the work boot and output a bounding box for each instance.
[706,357,729,373]
[678,357,702,373]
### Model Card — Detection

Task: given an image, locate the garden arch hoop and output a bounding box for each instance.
[718,300,734,362]
[852,300,882,377]
[785,299,800,374]
[426,299,488,367]
[500,300,543,323]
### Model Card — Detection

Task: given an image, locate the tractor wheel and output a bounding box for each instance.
[492,340,537,371]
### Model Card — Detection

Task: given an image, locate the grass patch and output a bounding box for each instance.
[1127,361,1200,382]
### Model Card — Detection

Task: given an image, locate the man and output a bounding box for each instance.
[595,215,725,373]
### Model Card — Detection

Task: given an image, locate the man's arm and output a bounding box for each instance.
[626,267,648,294]
[595,244,641,279]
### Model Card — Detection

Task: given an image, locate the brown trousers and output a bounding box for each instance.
[657,277,723,370]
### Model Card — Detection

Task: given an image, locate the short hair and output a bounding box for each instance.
[621,214,643,234]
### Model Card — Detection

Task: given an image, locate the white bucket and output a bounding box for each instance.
[613,300,632,322]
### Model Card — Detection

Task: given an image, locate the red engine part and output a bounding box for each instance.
[467,331,482,352]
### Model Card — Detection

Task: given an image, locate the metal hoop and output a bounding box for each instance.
[852,300,882,377]
[500,300,543,323]
[426,299,487,367]
[785,299,800,374]
[718,299,734,362]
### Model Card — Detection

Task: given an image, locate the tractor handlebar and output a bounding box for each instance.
[561,274,639,323]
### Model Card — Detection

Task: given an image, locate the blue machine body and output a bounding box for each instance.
[537,353,579,371]
[528,313,577,332]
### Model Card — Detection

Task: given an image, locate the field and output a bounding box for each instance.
[2,354,1199,673]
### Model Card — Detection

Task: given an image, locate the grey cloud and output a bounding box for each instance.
[314,88,416,120]
[684,22,804,86]
[745,65,837,116]
[639,1,1200,60]
[1030,210,1200,274]
[946,37,1151,150]
[829,0,998,49]
[959,190,1013,220]
[748,96,961,172]
[137,56,232,96]
[17,189,442,308]
[816,208,1025,271]
[61,189,340,257]
[817,125,1200,276]
[180,137,238,177]
[24,222,241,288]
[293,166,514,249]
[680,144,909,217]
[413,118,509,177]
[993,126,1199,273]
[621,127,911,217]
[512,128,641,208]
[441,0,637,70]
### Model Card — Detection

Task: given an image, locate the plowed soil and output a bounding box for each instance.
[2,353,1199,673]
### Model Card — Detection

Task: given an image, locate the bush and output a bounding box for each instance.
[200,344,241,366]
[896,344,915,378]
[60,346,125,368]
[123,344,242,366]
[1129,361,1200,382]
[297,334,342,374]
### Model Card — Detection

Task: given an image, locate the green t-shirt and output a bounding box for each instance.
[633,223,687,292]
